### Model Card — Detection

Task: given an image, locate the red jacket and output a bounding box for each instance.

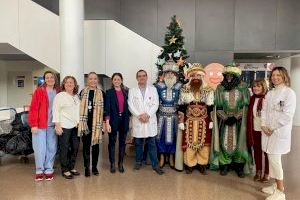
[28,86,59,129]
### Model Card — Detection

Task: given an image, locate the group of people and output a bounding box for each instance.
[27,60,296,200]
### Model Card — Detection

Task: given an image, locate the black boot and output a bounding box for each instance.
[185,166,193,174]
[92,167,99,176]
[220,165,228,176]
[235,163,245,178]
[199,165,208,175]
[85,168,91,177]
[110,163,116,173]
[118,163,125,173]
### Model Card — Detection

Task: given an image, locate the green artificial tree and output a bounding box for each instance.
[156,15,189,83]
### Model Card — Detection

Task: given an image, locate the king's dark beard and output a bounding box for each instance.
[190,79,202,94]
[221,74,241,91]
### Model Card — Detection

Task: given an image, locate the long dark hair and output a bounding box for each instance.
[111,72,125,89]
[42,71,59,90]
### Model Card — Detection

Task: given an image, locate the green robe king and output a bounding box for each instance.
[210,63,252,178]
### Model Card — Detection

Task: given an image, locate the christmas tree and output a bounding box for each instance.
[156,15,189,83]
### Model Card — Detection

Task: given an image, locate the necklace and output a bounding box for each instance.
[71,95,77,104]
[88,101,92,110]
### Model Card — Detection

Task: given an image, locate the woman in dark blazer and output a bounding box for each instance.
[105,73,130,173]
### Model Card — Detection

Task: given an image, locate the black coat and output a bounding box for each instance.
[104,88,130,132]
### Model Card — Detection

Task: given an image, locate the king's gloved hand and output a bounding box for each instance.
[178,123,185,130]
[209,122,213,129]
[224,116,237,126]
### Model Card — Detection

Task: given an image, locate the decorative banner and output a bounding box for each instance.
[264,63,275,71]
[204,63,224,90]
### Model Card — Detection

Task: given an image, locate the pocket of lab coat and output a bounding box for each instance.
[274,129,288,140]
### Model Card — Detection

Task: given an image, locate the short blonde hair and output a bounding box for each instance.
[252,79,268,95]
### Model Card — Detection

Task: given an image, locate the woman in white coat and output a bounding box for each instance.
[128,70,164,175]
[261,66,296,200]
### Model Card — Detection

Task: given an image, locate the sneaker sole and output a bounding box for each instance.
[35,178,43,182]
[45,177,54,181]
[261,189,275,195]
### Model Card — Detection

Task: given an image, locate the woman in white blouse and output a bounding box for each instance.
[261,67,296,200]
[247,79,269,182]
[53,76,80,179]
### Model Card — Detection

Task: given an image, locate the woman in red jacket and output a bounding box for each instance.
[28,71,60,181]
[247,79,269,183]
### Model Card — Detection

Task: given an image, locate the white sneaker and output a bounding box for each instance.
[262,183,276,195]
[265,189,285,200]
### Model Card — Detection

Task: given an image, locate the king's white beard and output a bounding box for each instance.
[164,77,177,89]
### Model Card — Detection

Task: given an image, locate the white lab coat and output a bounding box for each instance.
[261,85,296,154]
[128,85,159,138]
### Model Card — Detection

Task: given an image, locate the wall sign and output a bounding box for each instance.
[16,76,25,88]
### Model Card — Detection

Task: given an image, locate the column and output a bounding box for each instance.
[59,0,84,89]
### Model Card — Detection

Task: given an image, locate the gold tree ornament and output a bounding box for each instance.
[176,17,182,27]
[169,35,177,44]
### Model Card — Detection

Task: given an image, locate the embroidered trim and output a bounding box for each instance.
[216,110,228,120]
[234,109,243,120]
[185,104,208,150]
[159,105,177,115]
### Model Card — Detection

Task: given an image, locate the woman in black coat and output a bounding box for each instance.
[105,73,130,173]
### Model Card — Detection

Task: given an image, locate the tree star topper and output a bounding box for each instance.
[169,35,177,44]
[176,17,182,27]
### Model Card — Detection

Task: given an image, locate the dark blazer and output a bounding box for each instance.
[105,88,130,132]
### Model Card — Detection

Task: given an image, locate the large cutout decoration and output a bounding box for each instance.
[204,63,224,90]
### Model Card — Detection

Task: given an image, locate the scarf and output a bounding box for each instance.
[78,87,104,145]
[246,94,265,147]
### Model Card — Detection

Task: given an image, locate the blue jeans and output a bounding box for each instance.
[135,136,158,168]
[32,127,57,174]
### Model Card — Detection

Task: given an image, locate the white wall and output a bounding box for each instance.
[105,21,161,88]
[291,57,300,126]
[0,0,60,72]
[0,61,8,107]
[84,20,161,88]
[0,0,19,47]
[19,0,60,71]
[0,60,52,108]
[0,1,161,105]
[84,21,106,74]
[7,71,33,108]
[273,57,291,73]
[0,0,161,89]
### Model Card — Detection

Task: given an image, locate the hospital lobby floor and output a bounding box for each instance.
[0,127,299,200]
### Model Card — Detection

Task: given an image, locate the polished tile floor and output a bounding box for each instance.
[0,127,299,200]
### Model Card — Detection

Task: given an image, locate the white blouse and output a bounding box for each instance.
[253,98,262,132]
[52,92,80,129]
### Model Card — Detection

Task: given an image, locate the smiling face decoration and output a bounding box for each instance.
[204,63,224,90]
